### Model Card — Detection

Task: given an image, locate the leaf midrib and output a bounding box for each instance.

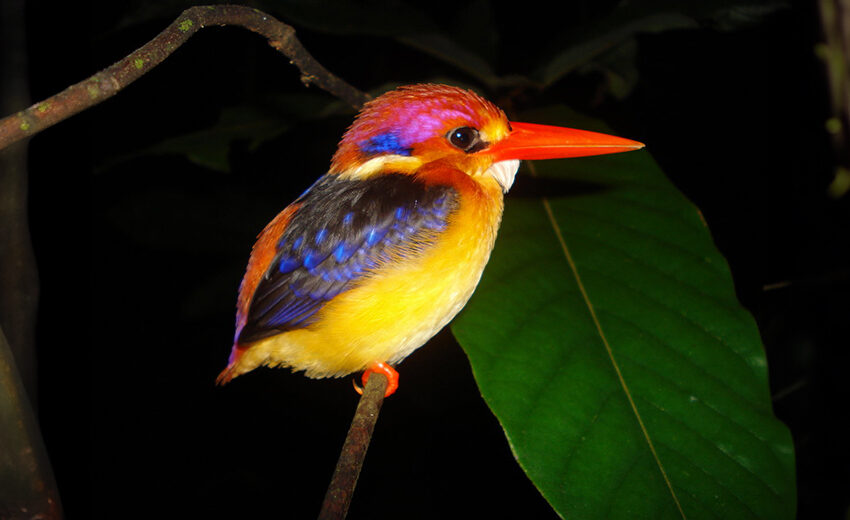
[540,193,688,519]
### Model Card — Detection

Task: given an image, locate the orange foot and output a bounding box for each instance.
[354,361,399,398]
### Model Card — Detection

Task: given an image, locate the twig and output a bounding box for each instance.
[0,5,370,150]
[318,373,388,520]
[0,325,63,519]
[1,7,381,515]
[816,0,850,197]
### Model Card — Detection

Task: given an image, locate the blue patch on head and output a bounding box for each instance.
[359,132,412,156]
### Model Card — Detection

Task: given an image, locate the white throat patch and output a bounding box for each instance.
[485,159,520,193]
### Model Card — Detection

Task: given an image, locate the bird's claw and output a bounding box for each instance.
[354,361,399,398]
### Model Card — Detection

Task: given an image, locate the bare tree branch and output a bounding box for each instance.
[318,373,388,520]
[1,8,380,517]
[0,5,370,150]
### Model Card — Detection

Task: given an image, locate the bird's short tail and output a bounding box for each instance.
[215,365,237,385]
[215,344,250,385]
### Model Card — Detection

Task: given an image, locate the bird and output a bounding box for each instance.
[216,83,643,396]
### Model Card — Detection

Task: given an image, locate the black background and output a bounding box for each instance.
[10,0,849,518]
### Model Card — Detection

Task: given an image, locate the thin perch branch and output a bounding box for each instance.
[2,7,381,515]
[0,5,370,150]
[317,373,388,520]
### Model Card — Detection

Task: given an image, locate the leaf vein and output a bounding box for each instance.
[541,196,688,519]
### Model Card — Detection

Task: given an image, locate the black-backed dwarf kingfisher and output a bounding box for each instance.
[217,84,643,396]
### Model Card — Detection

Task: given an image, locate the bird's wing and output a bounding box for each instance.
[236,173,459,344]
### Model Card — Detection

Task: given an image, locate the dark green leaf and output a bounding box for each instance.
[534,0,789,88]
[99,94,340,174]
[144,105,290,173]
[452,107,795,519]
[535,12,697,88]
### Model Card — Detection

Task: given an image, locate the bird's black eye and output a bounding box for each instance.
[447,127,481,152]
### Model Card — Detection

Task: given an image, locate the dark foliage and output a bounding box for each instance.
[13,0,847,518]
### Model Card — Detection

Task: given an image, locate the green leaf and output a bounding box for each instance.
[534,0,789,89]
[451,107,795,519]
[535,12,697,88]
[97,94,341,175]
[145,105,291,173]
[576,39,641,100]
[393,32,502,89]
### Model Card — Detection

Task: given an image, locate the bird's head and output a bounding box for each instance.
[330,84,643,192]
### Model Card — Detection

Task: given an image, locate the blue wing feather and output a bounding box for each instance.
[237,173,458,344]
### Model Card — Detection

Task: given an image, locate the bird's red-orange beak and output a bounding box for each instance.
[486,122,644,162]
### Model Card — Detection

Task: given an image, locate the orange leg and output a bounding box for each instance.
[354,361,399,397]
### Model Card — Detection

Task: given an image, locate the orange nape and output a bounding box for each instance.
[217,83,644,396]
